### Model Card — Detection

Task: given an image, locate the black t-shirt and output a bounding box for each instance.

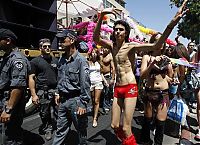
[30,55,58,89]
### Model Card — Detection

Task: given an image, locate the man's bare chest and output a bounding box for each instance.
[113,48,130,64]
[102,56,111,66]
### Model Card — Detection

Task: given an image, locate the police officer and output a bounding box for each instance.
[0,28,31,145]
[29,38,58,140]
[52,29,91,145]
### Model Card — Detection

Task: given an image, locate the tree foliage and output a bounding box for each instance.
[170,0,200,43]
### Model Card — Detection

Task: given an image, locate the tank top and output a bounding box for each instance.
[89,61,102,83]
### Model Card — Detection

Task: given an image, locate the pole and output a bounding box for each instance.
[66,0,68,27]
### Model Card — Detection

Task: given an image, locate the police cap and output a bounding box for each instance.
[56,29,77,40]
[0,28,18,41]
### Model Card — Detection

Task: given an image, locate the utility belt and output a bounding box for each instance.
[37,89,56,101]
[36,84,57,91]
[0,90,10,101]
[59,91,80,102]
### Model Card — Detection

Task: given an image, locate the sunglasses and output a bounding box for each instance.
[42,45,51,49]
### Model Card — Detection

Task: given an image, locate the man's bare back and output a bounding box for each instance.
[112,43,136,86]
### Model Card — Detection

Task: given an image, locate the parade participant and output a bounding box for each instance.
[52,29,91,145]
[99,47,115,114]
[140,33,173,145]
[93,0,188,144]
[88,48,103,127]
[29,38,58,140]
[171,43,191,144]
[189,44,200,141]
[69,14,113,53]
[0,28,31,145]
[187,42,198,110]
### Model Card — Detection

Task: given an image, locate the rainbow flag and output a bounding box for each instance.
[170,58,197,68]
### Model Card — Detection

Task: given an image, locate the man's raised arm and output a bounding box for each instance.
[93,8,119,50]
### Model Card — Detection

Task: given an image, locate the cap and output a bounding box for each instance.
[0,28,17,40]
[56,29,77,40]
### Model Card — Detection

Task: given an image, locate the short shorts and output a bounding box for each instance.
[114,84,138,98]
[90,81,104,91]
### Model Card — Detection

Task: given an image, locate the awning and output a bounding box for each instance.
[57,0,103,19]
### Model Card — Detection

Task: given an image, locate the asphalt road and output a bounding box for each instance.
[20,107,200,145]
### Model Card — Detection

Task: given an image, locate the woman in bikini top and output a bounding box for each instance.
[140,33,173,145]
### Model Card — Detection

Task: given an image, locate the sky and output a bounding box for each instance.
[125,0,189,45]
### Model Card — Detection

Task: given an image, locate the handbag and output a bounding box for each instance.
[167,96,188,126]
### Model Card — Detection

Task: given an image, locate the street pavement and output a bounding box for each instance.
[20,107,200,145]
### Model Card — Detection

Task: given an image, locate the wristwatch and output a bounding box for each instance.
[4,106,13,114]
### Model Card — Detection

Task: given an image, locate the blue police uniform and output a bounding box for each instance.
[0,48,30,144]
[52,50,91,145]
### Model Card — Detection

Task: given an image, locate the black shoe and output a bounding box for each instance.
[38,124,48,135]
[140,139,153,145]
[144,141,153,145]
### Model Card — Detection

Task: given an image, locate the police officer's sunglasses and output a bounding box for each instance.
[42,45,51,49]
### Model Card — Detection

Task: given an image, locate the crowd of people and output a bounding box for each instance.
[0,0,199,145]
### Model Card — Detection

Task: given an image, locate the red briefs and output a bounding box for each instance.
[114,84,138,98]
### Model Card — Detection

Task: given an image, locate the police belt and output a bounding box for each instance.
[59,91,80,102]
[36,85,57,91]
[0,90,9,100]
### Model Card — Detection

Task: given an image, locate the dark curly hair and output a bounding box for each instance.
[112,20,130,43]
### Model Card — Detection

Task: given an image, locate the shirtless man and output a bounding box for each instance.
[93,1,188,144]
[99,47,115,114]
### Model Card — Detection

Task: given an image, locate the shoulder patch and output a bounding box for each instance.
[14,60,24,70]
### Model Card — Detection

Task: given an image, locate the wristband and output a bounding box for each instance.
[167,26,173,29]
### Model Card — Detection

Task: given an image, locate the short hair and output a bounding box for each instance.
[39,38,51,48]
[112,20,130,43]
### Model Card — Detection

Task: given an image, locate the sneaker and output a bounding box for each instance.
[44,130,52,141]
[103,108,110,115]
[191,102,197,109]
[152,129,156,136]
[139,110,144,114]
